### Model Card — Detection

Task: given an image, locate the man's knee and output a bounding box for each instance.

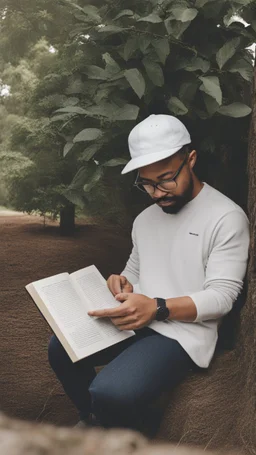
[89,372,138,414]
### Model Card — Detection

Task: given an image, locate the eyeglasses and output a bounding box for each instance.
[133,154,188,195]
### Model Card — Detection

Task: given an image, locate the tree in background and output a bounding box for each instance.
[0,2,81,233]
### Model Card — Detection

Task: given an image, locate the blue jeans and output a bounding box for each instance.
[48,327,195,429]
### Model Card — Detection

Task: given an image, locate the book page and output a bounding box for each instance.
[27,272,134,361]
[70,265,135,341]
[70,265,120,312]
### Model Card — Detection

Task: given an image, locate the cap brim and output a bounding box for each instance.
[121,145,185,174]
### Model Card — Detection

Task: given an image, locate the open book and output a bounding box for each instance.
[26,265,135,362]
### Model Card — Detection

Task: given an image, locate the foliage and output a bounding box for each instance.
[8,151,79,218]
[46,0,256,208]
[0,0,255,224]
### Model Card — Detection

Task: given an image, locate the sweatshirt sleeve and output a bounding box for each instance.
[120,219,140,285]
[189,210,250,323]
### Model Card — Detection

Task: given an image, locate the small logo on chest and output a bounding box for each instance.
[189,232,199,236]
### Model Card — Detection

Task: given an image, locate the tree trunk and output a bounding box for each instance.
[156,63,256,454]
[236,56,256,454]
[59,203,75,236]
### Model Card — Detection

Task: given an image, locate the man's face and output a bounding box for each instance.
[138,151,196,214]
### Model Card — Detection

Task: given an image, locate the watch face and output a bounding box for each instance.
[156,306,169,321]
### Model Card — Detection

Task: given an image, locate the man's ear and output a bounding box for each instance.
[189,150,197,169]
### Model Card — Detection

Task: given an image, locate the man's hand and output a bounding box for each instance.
[107,274,133,296]
[88,293,156,331]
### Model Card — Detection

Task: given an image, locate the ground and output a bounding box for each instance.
[0,211,131,426]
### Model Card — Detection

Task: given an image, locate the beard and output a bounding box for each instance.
[153,177,194,214]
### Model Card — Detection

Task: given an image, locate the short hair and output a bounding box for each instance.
[177,143,194,158]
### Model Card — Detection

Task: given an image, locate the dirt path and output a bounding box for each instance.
[0,214,131,426]
[0,209,26,216]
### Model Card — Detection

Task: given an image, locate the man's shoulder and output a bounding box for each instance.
[133,204,160,225]
[204,183,248,220]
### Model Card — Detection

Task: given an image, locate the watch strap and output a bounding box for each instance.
[154,297,169,321]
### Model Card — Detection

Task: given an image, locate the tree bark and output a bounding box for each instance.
[236,56,256,454]
[59,203,75,236]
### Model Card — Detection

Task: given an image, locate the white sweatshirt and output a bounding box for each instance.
[121,182,250,368]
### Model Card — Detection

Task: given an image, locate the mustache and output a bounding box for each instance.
[153,196,178,204]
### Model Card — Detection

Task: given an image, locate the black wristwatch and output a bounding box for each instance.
[154,298,169,321]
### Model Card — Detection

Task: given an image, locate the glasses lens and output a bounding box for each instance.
[157,180,177,191]
[135,184,151,193]
[142,184,155,194]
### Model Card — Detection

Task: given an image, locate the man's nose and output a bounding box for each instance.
[153,187,168,198]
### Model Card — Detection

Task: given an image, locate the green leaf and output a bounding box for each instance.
[138,36,151,53]
[172,7,198,22]
[218,103,252,118]
[70,167,89,188]
[67,2,100,20]
[124,69,145,98]
[124,37,138,61]
[94,87,111,104]
[77,103,139,121]
[152,38,170,65]
[114,9,134,20]
[80,5,101,22]
[84,65,108,80]
[199,76,222,105]
[54,106,88,114]
[83,167,103,192]
[137,13,163,23]
[98,25,126,34]
[185,57,210,73]
[73,128,103,143]
[102,53,122,80]
[63,1,86,13]
[114,104,140,120]
[228,59,253,82]
[102,53,120,72]
[63,142,74,157]
[168,97,188,115]
[82,104,116,118]
[79,144,103,161]
[103,158,128,167]
[216,38,241,69]
[143,59,164,86]
[203,93,219,116]
[165,19,191,38]
[63,189,85,209]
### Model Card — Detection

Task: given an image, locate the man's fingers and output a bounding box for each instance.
[110,315,136,326]
[110,275,124,295]
[115,293,130,301]
[88,304,129,318]
[120,275,127,286]
[107,275,133,296]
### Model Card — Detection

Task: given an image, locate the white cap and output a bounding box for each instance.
[121,114,191,174]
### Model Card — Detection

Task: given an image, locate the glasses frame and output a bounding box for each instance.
[133,153,189,194]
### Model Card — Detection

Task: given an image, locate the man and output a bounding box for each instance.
[48,114,250,431]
